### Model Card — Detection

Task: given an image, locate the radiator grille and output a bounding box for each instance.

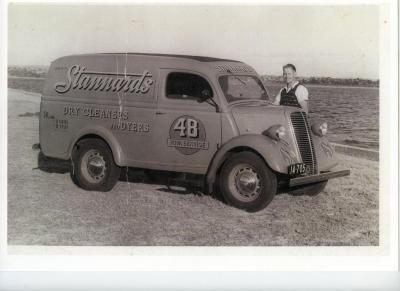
[290,112,317,174]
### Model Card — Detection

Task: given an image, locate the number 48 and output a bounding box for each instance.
[174,117,198,138]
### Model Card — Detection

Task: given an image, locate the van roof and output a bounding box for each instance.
[94,53,241,63]
[51,53,257,77]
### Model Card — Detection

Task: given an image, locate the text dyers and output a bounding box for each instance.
[54,65,154,94]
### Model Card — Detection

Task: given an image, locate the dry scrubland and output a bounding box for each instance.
[8,89,378,246]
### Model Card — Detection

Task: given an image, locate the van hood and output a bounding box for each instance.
[230,102,301,135]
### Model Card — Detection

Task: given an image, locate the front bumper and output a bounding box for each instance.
[289,170,350,187]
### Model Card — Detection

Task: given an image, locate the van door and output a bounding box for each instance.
[152,70,221,174]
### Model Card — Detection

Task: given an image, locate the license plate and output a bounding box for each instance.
[288,163,307,176]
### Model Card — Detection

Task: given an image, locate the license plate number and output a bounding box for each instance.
[288,163,307,176]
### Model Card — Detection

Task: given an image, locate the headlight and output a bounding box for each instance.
[311,121,328,137]
[263,125,286,141]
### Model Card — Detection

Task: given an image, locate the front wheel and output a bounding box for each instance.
[71,138,121,191]
[219,152,277,212]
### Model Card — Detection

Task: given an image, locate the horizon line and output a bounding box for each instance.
[7,65,380,81]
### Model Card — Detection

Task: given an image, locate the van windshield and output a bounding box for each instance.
[218,75,270,103]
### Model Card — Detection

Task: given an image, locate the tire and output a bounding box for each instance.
[287,181,328,196]
[71,138,121,191]
[219,151,277,212]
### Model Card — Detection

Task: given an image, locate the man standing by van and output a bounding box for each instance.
[273,64,309,113]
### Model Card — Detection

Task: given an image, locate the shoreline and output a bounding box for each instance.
[263,80,379,90]
[331,143,378,161]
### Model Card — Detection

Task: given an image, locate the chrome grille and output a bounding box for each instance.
[290,112,317,174]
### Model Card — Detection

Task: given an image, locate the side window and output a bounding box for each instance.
[166,72,213,100]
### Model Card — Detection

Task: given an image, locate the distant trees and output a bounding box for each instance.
[261,75,379,87]
[8,66,47,78]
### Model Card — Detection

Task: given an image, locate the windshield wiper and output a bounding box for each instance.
[226,69,246,85]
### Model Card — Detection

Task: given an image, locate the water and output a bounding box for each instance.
[265,83,379,150]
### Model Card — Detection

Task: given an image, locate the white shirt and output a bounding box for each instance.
[273,81,309,105]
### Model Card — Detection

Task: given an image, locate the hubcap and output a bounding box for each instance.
[228,164,262,202]
[81,149,107,184]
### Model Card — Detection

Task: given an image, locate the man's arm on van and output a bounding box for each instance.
[299,100,309,113]
[273,90,281,105]
[296,85,309,112]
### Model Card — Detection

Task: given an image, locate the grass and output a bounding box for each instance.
[8,77,44,94]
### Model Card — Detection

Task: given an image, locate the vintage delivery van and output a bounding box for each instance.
[40,53,350,212]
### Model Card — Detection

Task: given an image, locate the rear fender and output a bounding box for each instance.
[69,126,125,166]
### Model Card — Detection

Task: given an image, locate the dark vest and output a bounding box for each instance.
[279,83,302,108]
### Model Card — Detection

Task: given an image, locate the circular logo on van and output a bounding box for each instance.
[167,115,209,155]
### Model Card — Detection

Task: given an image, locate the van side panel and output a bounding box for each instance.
[40,55,158,165]
[40,98,141,165]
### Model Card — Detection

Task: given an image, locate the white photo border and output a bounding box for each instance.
[0,0,398,289]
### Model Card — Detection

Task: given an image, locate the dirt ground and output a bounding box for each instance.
[7,89,379,246]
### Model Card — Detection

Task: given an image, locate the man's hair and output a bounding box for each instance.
[283,63,296,72]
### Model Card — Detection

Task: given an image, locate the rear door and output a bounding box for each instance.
[152,69,221,174]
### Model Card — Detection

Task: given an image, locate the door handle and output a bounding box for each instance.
[156,111,166,115]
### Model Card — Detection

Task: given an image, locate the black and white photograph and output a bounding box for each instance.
[1,0,399,289]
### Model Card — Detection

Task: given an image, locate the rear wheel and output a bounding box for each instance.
[219,151,277,212]
[71,138,121,191]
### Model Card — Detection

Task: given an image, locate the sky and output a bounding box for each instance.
[8,4,380,79]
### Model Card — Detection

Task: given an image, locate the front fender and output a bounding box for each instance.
[312,135,339,171]
[206,134,299,190]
